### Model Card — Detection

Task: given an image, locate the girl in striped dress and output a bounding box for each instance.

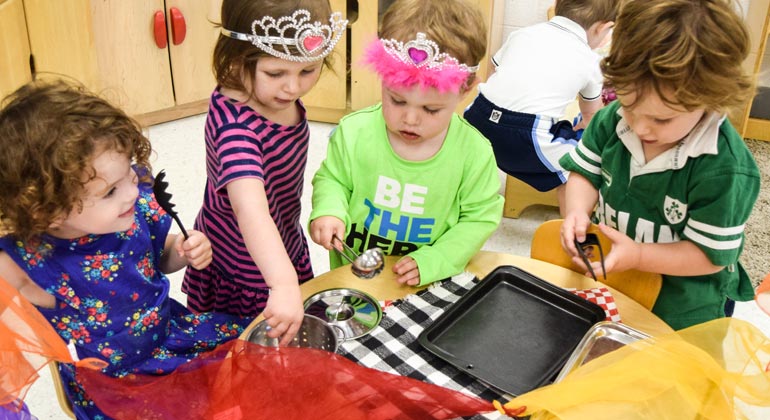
[182,0,347,344]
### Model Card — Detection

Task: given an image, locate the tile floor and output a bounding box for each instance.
[23,114,770,418]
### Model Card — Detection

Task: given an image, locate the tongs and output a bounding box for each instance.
[573,233,606,281]
[332,234,384,279]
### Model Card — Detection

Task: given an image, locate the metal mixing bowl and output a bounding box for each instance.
[246,314,342,353]
[304,288,383,339]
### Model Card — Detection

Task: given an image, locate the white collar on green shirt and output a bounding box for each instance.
[615,108,723,178]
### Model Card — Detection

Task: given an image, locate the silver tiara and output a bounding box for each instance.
[381,32,479,73]
[221,10,348,62]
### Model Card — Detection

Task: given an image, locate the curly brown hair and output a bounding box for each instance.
[213,0,337,96]
[379,0,487,91]
[602,0,753,113]
[0,79,152,241]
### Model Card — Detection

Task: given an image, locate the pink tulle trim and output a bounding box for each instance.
[362,39,471,93]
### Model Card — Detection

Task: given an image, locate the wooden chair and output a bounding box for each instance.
[49,362,76,418]
[503,176,559,218]
[530,219,662,310]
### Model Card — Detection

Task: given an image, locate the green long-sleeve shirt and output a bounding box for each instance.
[310,104,503,285]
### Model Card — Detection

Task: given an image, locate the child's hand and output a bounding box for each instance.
[560,211,593,259]
[262,285,304,346]
[309,216,346,251]
[592,223,641,275]
[392,256,421,286]
[174,230,212,270]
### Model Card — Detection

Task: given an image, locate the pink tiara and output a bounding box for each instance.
[362,33,479,93]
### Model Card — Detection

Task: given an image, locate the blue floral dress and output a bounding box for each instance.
[0,185,252,419]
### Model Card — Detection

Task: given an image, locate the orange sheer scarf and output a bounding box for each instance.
[0,278,104,406]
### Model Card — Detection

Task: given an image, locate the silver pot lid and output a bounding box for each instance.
[303,288,383,340]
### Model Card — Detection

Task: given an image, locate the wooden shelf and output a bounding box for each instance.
[735,0,770,141]
[0,0,31,99]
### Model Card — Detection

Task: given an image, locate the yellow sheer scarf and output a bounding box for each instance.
[498,316,770,419]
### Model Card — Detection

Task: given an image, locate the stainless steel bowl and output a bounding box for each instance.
[246,314,342,353]
[303,288,383,340]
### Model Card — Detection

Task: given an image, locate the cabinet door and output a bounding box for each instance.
[24,0,175,115]
[349,0,380,112]
[0,0,32,99]
[736,0,770,141]
[302,0,348,115]
[165,1,218,105]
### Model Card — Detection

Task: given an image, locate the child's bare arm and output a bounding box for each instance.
[576,96,603,129]
[0,251,55,308]
[160,230,212,273]
[228,177,303,346]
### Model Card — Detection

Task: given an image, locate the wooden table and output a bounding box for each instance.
[244,250,673,337]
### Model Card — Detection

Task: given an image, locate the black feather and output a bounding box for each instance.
[152,170,189,239]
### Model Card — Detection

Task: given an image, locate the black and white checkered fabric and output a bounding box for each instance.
[339,273,508,420]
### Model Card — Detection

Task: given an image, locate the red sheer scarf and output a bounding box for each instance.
[0,277,494,418]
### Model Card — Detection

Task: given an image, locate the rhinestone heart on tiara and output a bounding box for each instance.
[301,34,324,53]
[220,10,348,63]
[407,47,429,65]
[380,32,479,72]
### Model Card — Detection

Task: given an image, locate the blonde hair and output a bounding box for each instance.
[379,0,487,90]
[602,0,753,113]
[554,0,623,28]
[0,80,152,241]
[213,0,335,95]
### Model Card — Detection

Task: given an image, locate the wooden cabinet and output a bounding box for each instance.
[5,0,493,125]
[733,0,770,141]
[23,0,218,125]
[300,0,349,122]
[339,0,495,120]
[0,0,32,99]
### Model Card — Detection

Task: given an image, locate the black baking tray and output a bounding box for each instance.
[418,265,606,396]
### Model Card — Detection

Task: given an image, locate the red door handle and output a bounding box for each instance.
[169,7,186,45]
[153,11,167,49]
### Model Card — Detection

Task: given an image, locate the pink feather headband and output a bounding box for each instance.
[362,33,479,93]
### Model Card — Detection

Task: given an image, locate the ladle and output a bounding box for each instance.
[332,235,385,279]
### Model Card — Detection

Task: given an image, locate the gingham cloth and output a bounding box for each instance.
[567,286,622,323]
[339,273,506,419]
[337,271,623,419]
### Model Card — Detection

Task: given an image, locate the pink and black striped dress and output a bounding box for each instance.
[183,89,314,317]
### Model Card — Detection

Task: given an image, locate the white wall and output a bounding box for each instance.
[490,0,553,54]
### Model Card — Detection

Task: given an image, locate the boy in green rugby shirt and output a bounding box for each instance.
[559,0,760,330]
